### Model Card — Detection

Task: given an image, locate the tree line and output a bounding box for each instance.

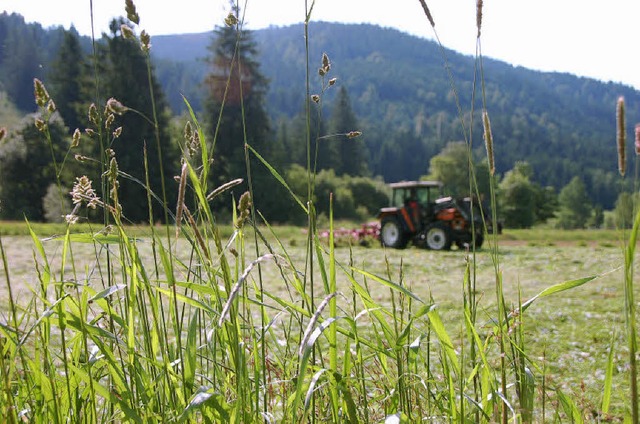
[426,141,636,229]
[0,14,378,225]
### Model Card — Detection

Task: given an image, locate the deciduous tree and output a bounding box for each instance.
[556,176,593,229]
[498,162,537,228]
[0,115,71,220]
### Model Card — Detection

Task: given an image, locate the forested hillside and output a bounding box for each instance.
[151,22,640,210]
[2,12,640,212]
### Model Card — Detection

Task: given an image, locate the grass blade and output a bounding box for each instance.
[601,330,616,414]
[518,275,598,316]
[247,143,308,213]
[427,307,460,375]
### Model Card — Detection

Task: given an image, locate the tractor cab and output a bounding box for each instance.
[382,181,443,233]
[388,180,443,209]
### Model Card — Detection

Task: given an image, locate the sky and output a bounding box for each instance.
[3,0,639,90]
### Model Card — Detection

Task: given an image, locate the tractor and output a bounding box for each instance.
[377,181,495,250]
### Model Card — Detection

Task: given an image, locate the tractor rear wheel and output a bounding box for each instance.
[425,222,451,250]
[380,217,408,249]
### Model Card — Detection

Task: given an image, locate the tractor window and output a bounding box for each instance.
[393,188,414,208]
[391,189,404,208]
[416,189,430,205]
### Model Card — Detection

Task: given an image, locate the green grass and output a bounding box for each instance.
[0,230,633,421]
[499,227,625,244]
[0,220,629,245]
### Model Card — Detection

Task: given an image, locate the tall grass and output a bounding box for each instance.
[618,96,639,424]
[0,0,637,422]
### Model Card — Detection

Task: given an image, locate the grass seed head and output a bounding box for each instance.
[418,0,435,27]
[105,113,115,129]
[64,213,79,224]
[113,126,122,138]
[206,178,243,201]
[33,78,50,108]
[617,96,626,177]
[71,176,100,209]
[482,109,495,176]
[347,130,362,139]
[88,103,99,124]
[140,30,151,52]
[106,98,128,115]
[71,128,81,148]
[120,24,135,40]
[0,127,7,143]
[183,121,200,156]
[322,52,331,73]
[125,0,140,25]
[184,121,193,141]
[35,117,47,132]
[635,123,640,155]
[46,99,56,113]
[311,94,320,103]
[225,12,238,27]
[106,157,121,215]
[104,156,119,182]
[476,0,483,37]
[235,191,252,228]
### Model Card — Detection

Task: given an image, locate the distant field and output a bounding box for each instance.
[0,219,627,242]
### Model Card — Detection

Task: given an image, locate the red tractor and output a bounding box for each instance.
[378,181,495,250]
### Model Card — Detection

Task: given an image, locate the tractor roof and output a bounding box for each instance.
[388,181,443,189]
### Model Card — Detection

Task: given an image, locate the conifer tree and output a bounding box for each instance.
[329,86,368,176]
[0,17,43,111]
[49,28,86,133]
[96,19,178,222]
[203,10,273,215]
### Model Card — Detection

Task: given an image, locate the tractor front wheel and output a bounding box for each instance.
[425,222,452,250]
[380,217,408,249]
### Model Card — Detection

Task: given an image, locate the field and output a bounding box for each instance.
[0,222,635,421]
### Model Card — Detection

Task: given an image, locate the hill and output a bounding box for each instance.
[1,14,639,209]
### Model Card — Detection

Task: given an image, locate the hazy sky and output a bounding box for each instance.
[3,0,639,90]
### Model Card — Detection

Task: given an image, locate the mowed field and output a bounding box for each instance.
[0,222,635,415]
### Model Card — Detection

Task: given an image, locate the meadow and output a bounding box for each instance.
[0,222,636,422]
